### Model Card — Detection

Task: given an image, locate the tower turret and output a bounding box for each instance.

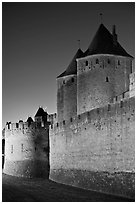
[77,23,133,114]
[3,108,50,178]
[57,48,83,122]
[35,107,48,127]
[27,116,33,126]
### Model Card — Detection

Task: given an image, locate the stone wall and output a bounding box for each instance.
[57,74,77,122]
[3,123,49,178]
[47,113,58,125]
[77,54,132,115]
[49,96,135,198]
[130,72,135,97]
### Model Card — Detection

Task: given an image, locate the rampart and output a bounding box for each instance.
[50,89,131,128]
[3,120,49,178]
[49,96,135,198]
[47,113,57,125]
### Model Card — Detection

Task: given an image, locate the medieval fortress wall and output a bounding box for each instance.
[2,23,135,198]
[49,92,135,197]
[77,55,131,114]
[3,119,50,178]
[49,50,135,197]
[57,75,77,122]
[50,96,134,172]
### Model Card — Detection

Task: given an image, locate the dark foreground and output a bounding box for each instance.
[2,174,134,202]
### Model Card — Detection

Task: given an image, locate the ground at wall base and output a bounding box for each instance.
[50,169,135,199]
[2,173,134,202]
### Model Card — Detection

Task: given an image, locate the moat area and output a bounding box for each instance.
[2,174,134,202]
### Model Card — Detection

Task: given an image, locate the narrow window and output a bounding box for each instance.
[108,104,111,111]
[11,145,13,153]
[63,80,65,84]
[21,144,23,152]
[120,101,123,108]
[71,78,74,82]
[70,118,73,122]
[118,60,120,65]
[85,61,88,66]
[130,61,132,73]
[16,123,19,128]
[8,123,10,129]
[57,123,59,127]
[35,147,37,151]
[106,77,109,82]
[63,120,65,125]
[96,59,99,64]
[122,93,124,98]
[2,139,5,155]
[108,59,110,64]
[116,96,118,101]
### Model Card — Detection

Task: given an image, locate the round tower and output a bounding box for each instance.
[77,24,133,114]
[57,48,83,123]
[3,108,50,178]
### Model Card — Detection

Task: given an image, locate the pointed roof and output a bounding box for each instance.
[84,24,133,58]
[27,117,33,123]
[57,48,84,78]
[35,107,45,117]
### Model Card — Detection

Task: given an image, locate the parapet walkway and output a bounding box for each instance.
[2,174,134,202]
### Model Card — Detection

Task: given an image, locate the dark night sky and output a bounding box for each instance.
[2,2,135,127]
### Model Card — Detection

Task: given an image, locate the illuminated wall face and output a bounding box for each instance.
[3,123,50,178]
[49,97,135,198]
[57,75,77,122]
[77,55,132,115]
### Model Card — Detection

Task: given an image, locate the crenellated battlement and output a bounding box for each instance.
[3,22,135,195]
[3,109,50,178]
[50,75,134,131]
[5,120,48,134]
[47,113,57,124]
[50,94,135,132]
[77,54,132,75]
[111,91,129,103]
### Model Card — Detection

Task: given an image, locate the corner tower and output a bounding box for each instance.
[3,108,50,178]
[57,48,83,122]
[35,107,48,127]
[77,24,133,114]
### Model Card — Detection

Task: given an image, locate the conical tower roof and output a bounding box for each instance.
[84,24,133,58]
[27,117,33,123]
[35,107,45,117]
[57,48,84,78]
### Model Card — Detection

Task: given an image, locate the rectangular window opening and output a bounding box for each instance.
[106,77,109,82]
[11,145,13,153]
[21,144,23,152]
[85,61,88,66]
